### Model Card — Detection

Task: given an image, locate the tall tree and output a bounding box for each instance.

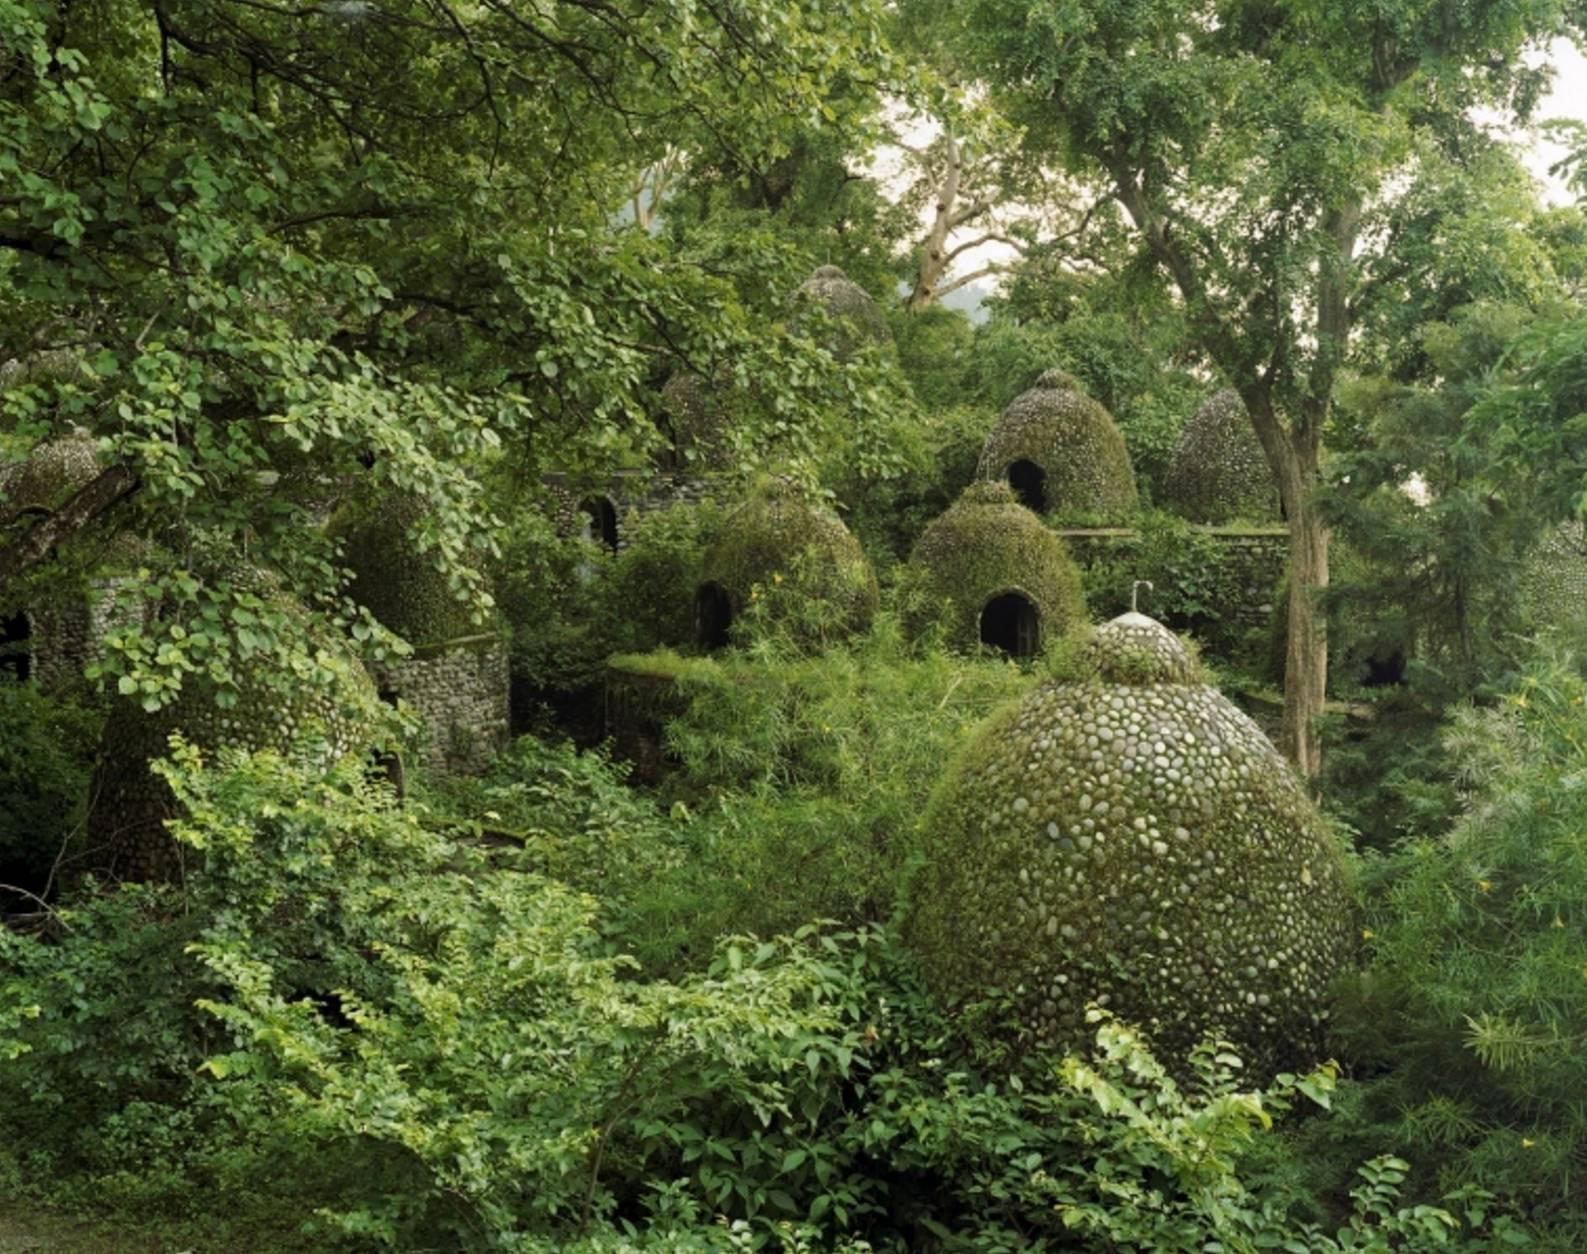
[1,0,896,700]
[946,0,1583,774]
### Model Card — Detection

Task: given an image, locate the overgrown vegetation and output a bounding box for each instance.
[9,0,1587,1246]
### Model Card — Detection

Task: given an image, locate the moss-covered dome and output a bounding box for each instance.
[659,371,733,469]
[1162,389,1280,524]
[792,265,894,360]
[0,434,101,522]
[698,483,878,645]
[89,573,378,881]
[976,369,1139,521]
[329,490,493,647]
[905,481,1087,655]
[907,611,1354,1070]
[1522,520,1587,632]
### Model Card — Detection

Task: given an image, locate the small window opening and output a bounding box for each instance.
[0,612,31,681]
[579,496,620,553]
[696,582,732,651]
[1007,460,1046,513]
[980,593,1040,659]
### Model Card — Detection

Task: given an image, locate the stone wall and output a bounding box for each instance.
[374,634,510,773]
[542,470,722,552]
[30,577,144,693]
[1057,525,1287,629]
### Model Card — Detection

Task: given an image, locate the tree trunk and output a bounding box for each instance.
[1240,386,1327,776]
[1281,486,1329,778]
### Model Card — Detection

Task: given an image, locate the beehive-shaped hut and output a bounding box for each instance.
[1521,520,1587,633]
[905,481,1087,658]
[89,571,377,881]
[0,435,145,691]
[792,265,894,361]
[696,482,878,648]
[658,371,734,470]
[976,369,1138,521]
[1163,389,1280,524]
[0,432,101,521]
[330,490,509,772]
[907,610,1354,1070]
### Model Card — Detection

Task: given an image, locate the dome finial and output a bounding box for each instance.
[1131,579,1153,614]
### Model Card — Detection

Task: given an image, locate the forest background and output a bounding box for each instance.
[9,0,1587,1248]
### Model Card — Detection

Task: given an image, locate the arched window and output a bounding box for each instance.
[980,592,1040,659]
[1007,460,1046,513]
[696,582,733,651]
[578,496,620,553]
[0,611,31,681]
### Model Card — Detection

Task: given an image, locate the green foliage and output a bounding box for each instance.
[494,498,726,700]
[608,625,1036,970]
[1335,656,1587,1245]
[0,678,97,898]
[700,485,879,650]
[1084,512,1264,655]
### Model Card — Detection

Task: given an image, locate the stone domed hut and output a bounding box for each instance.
[976,369,1138,521]
[905,481,1087,658]
[0,432,101,520]
[658,371,733,470]
[696,482,878,648]
[330,491,509,772]
[89,572,377,881]
[907,610,1354,1071]
[1163,389,1280,524]
[0,435,144,691]
[1522,520,1587,631]
[792,265,894,360]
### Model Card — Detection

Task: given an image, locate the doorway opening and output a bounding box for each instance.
[1007,460,1047,513]
[980,593,1039,659]
[696,582,733,651]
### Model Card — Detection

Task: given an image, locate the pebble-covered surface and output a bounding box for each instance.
[1523,520,1587,629]
[792,264,894,361]
[89,575,377,882]
[659,372,734,470]
[0,434,100,521]
[976,369,1139,521]
[700,483,878,644]
[905,481,1086,651]
[330,490,487,647]
[908,611,1354,1069]
[1163,389,1280,524]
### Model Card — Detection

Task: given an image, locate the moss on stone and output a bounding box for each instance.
[699,482,878,644]
[659,372,733,469]
[1522,520,1587,634]
[905,481,1087,652]
[792,264,894,360]
[976,369,1139,521]
[329,490,491,647]
[90,572,378,881]
[0,434,101,521]
[1163,389,1280,524]
[907,611,1354,1071]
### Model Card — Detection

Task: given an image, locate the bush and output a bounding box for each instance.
[1331,654,1587,1245]
[0,678,98,902]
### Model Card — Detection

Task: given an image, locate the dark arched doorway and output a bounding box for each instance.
[980,593,1039,659]
[0,612,31,681]
[1007,460,1046,513]
[579,496,620,553]
[696,582,733,651]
